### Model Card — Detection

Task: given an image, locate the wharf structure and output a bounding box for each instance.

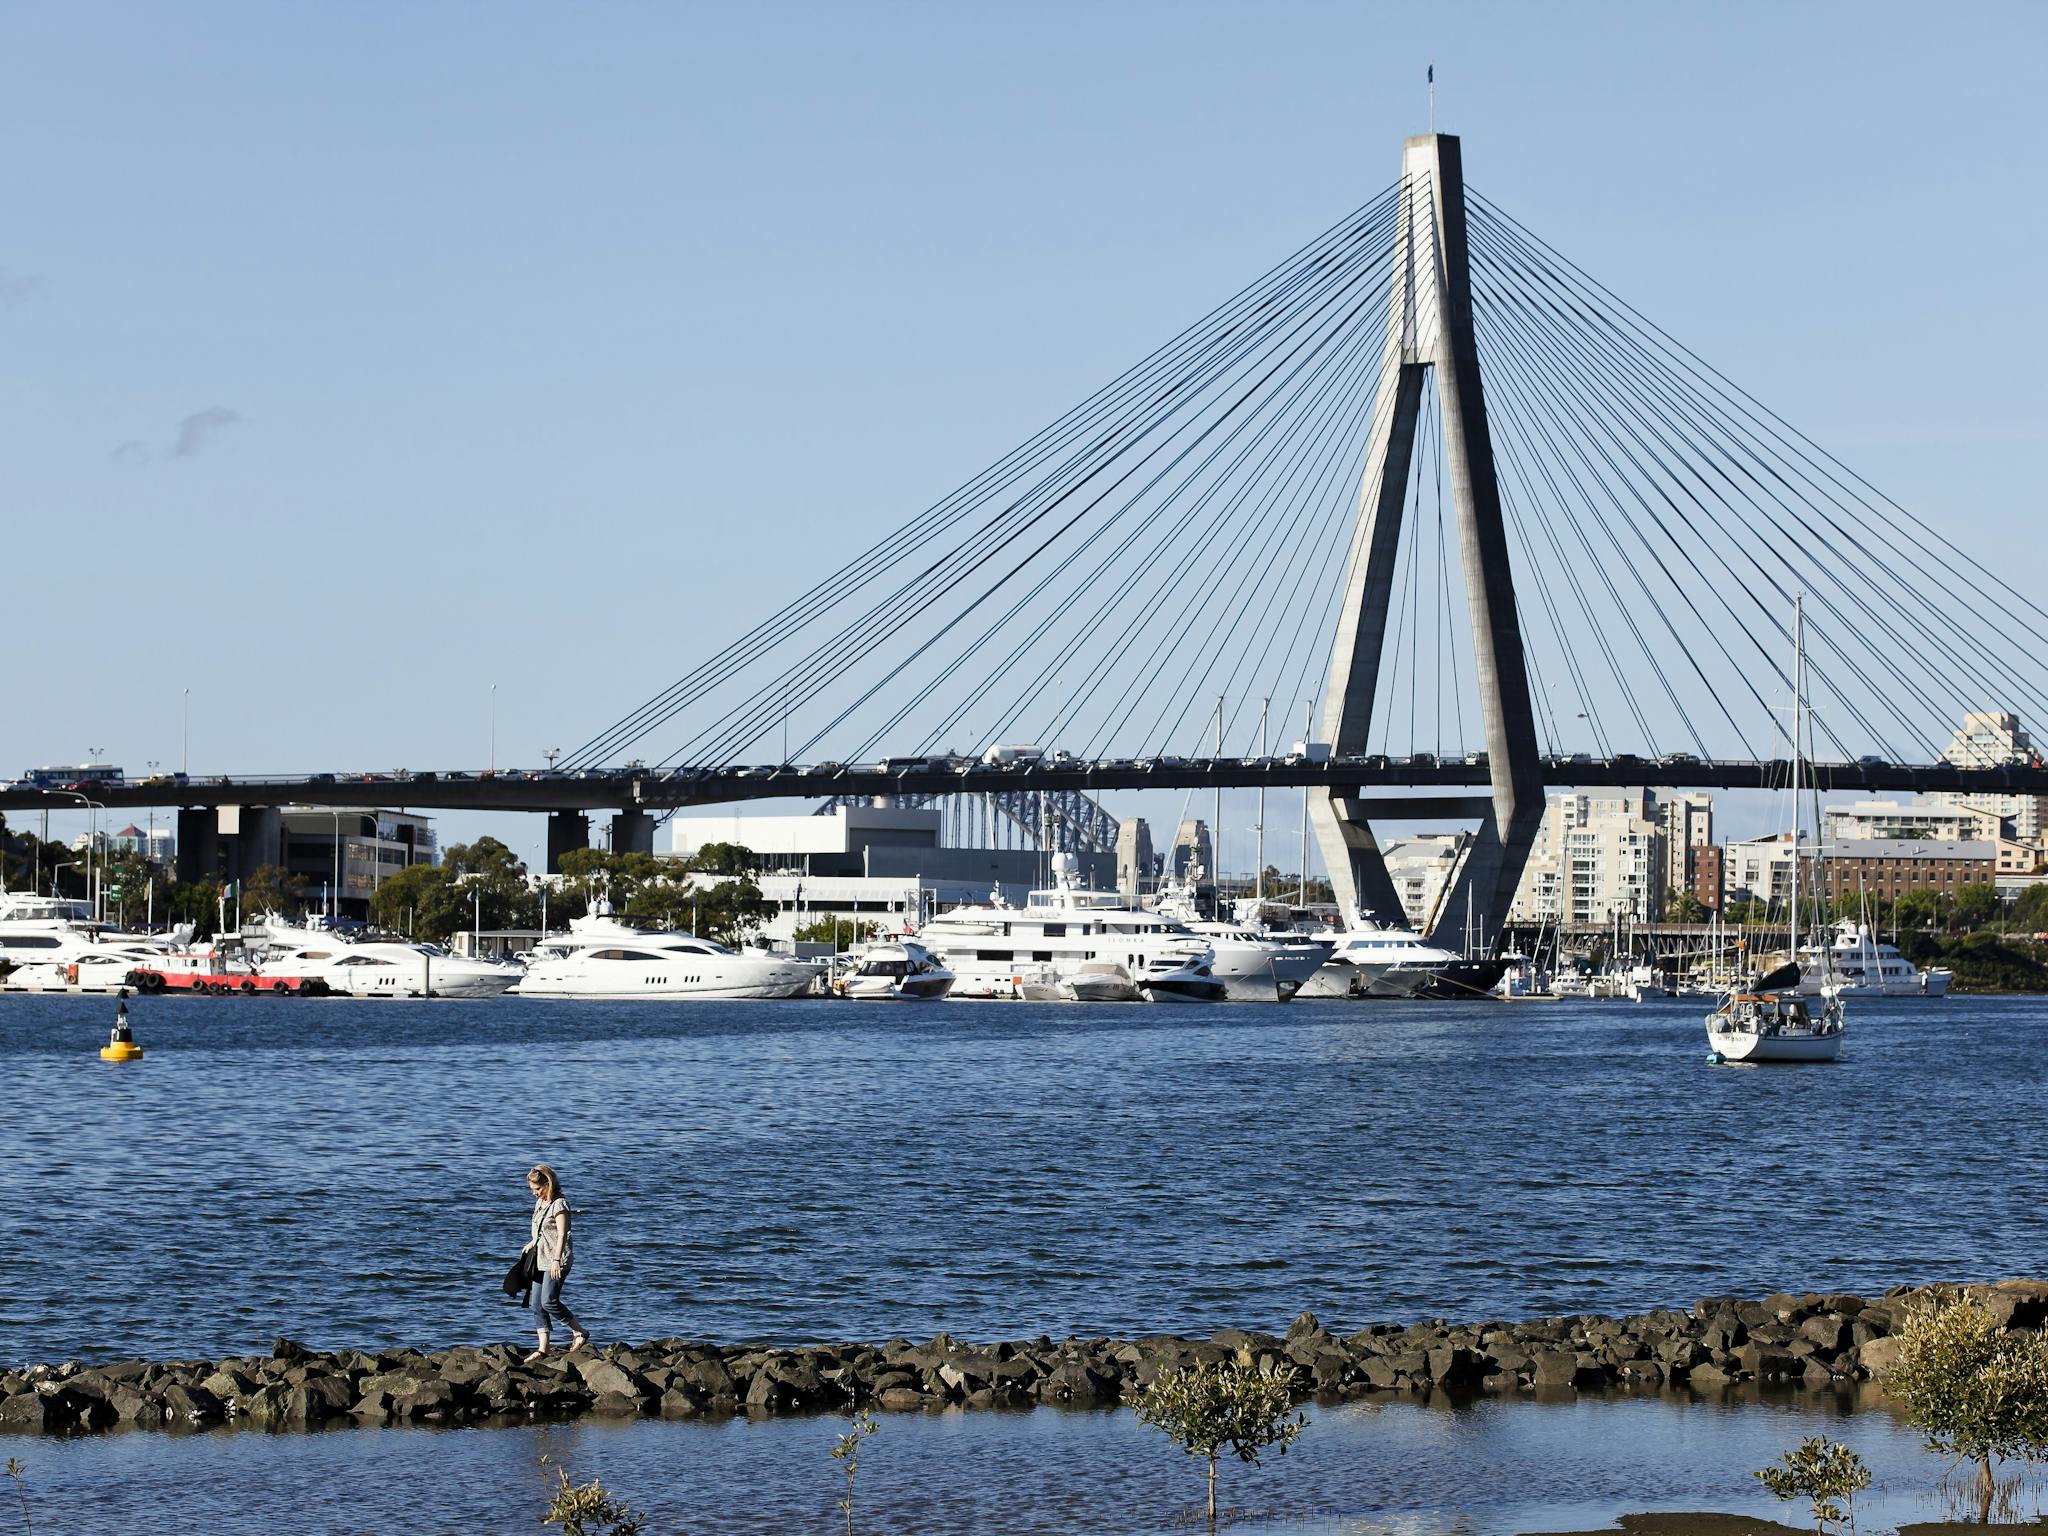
[666,805,1114,943]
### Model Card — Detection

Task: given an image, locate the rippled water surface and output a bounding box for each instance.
[7,991,2045,1532]
[5,992,2042,1362]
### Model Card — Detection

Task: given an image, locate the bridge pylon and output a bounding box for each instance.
[1311,133,1544,947]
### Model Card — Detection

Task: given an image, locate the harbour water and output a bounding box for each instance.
[6,992,2046,1531]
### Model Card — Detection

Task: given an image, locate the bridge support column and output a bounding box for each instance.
[546,812,590,873]
[1309,132,1544,948]
[176,806,219,884]
[610,810,655,857]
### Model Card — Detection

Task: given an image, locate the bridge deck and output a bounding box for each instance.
[5,757,2045,815]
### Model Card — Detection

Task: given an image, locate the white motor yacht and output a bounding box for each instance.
[915,856,1213,999]
[1297,920,1464,999]
[252,921,521,999]
[514,903,820,999]
[837,941,955,1001]
[1152,881,1332,1001]
[1138,951,1228,1003]
[0,893,195,990]
[1060,961,1141,1003]
[1798,919,1949,998]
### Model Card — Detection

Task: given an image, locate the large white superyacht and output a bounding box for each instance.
[918,855,1248,999]
[513,900,822,1000]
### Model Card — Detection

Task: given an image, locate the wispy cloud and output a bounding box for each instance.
[115,405,247,465]
[170,406,242,459]
[0,269,40,307]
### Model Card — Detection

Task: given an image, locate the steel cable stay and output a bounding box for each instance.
[794,226,1408,769]
[1468,225,1954,755]
[676,220,1399,770]
[1063,324,1400,762]
[1486,401,1623,759]
[664,202,1408,771]
[1140,325,1397,760]
[1469,328,1669,752]
[849,223,1409,767]
[1469,253,1885,757]
[1466,213,2033,751]
[1067,278,1446,761]
[1473,259,1953,763]
[1467,312,1738,760]
[1105,275,1423,759]
[1467,189,2048,691]
[1202,371,1394,760]
[1494,464,1611,758]
[890,223,1409,763]
[572,180,1409,773]
[1469,209,2048,743]
[1477,336,1659,756]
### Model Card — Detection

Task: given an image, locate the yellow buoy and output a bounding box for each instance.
[101,997,143,1061]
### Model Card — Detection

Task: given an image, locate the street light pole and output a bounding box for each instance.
[182,690,190,777]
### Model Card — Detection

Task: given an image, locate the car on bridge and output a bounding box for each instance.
[805,761,844,776]
[1407,752,1438,768]
[1659,751,1699,766]
[1857,755,1888,768]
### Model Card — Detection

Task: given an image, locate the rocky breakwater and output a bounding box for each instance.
[5,1280,2045,1438]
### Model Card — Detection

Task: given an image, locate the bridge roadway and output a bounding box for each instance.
[6,755,2047,815]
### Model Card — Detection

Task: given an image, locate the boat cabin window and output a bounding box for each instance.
[589,948,665,961]
[0,936,60,949]
[977,949,1014,962]
[1042,923,1066,937]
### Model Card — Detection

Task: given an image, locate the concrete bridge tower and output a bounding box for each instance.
[1310,133,1544,947]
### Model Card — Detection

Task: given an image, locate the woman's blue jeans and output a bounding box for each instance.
[532,1267,581,1336]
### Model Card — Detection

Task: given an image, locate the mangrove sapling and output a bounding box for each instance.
[830,1407,879,1536]
[1131,1361,1307,1525]
[5,1458,28,1536]
[1754,1436,1871,1535]
[541,1462,646,1536]
[1880,1296,2048,1522]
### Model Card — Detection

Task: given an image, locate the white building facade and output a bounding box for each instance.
[1936,711,2046,841]
[1509,790,1667,925]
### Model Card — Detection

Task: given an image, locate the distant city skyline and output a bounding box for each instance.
[5,1,2044,868]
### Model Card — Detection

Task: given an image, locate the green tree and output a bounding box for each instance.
[1754,1436,1871,1534]
[239,863,308,920]
[686,840,756,877]
[1131,1361,1307,1525]
[1881,1296,2048,1521]
[793,915,878,947]
[2009,882,2048,935]
[369,861,451,939]
[681,874,774,945]
[1897,889,1952,931]
[1666,886,1707,923]
[1953,883,2000,931]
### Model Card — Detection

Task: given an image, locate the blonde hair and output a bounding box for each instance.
[527,1163,563,1203]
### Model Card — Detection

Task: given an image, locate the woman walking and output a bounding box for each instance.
[523,1163,588,1362]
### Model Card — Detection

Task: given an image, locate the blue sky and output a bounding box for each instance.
[5,0,2044,869]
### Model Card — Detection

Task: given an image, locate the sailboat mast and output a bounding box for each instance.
[1790,593,1802,962]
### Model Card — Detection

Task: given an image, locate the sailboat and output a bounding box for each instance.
[1706,595,1846,1064]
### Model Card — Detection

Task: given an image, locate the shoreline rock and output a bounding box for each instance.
[5,1279,2043,1439]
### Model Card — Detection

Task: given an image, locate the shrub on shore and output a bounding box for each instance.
[1881,1296,2048,1522]
[1131,1360,1306,1524]
[1754,1436,1869,1534]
